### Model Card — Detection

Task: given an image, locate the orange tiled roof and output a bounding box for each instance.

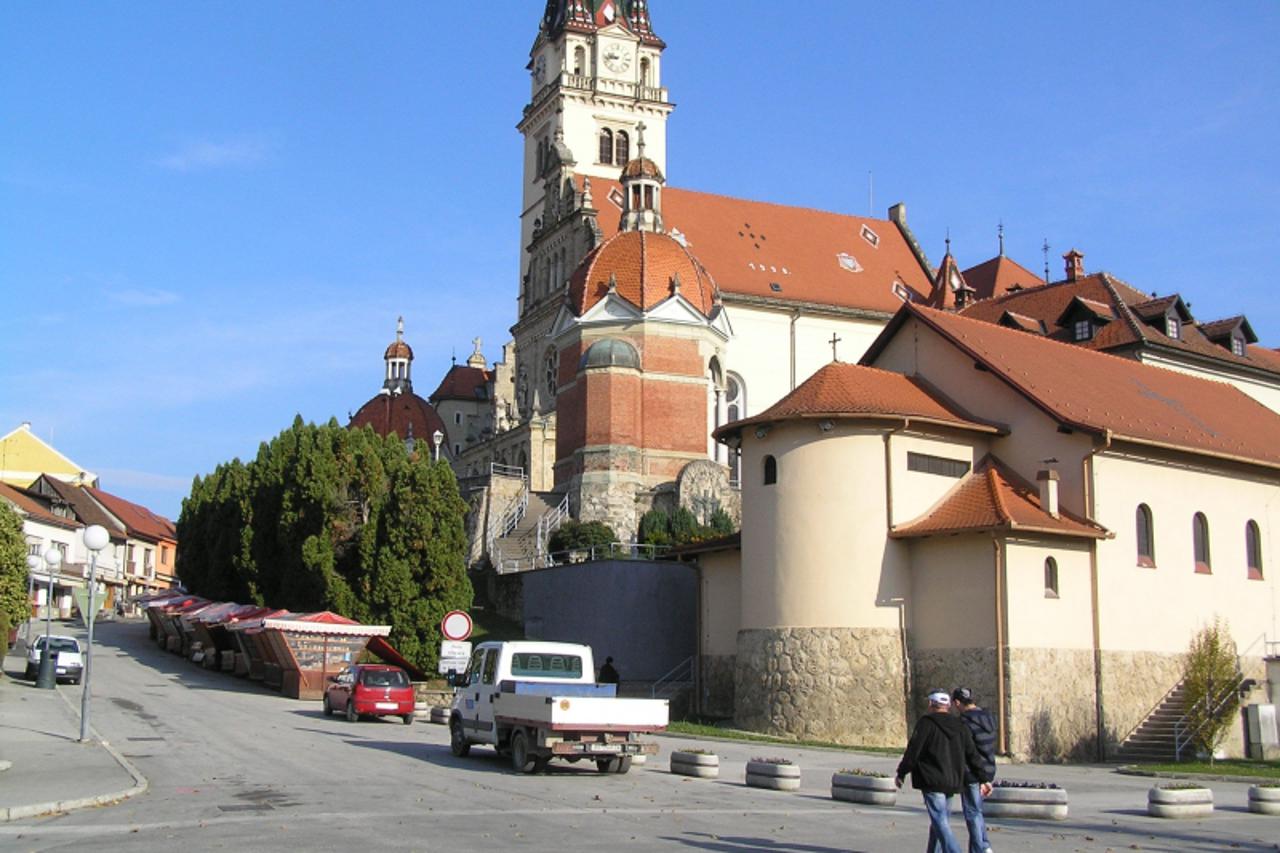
[585,178,934,314]
[962,254,1045,301]
[384,341,413,360]
[85,485,176,542]
[713,362,1003,441]
[569,229,718,316]
[960,272,1279,376]
[893,304,1280,470]
[890,456,1107,540]
[430,365,490,404]
[0,481,81,531]
[349,391,449,449]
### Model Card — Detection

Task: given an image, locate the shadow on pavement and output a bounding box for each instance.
[344,737,647,779]
[662,833,861,853]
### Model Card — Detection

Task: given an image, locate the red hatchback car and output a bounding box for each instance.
[323,664,416,724]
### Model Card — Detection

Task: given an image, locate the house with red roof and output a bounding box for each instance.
[80,483,179,595]
[700,302,1277,761]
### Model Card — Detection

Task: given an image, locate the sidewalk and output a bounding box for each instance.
[0,636,147,821]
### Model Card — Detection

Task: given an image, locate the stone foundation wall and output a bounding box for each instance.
[735,627,907,747]
[1099,650,1184,756]
[700,654,735,719]
[1007,647,1098,762]
[908,646,998,727]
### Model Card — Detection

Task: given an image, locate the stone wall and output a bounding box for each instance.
[1007,647,1098,762]
[699,653,735,719]
[1099,649,1184,756]
[735,627,908,747]
[909,646,998,728]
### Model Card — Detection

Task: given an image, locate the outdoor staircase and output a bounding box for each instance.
[493,492,562,571]
[1114,682,1188,762]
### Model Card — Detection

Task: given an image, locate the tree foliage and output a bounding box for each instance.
[637,505,737,547]
[0,501,27,643]
[1183,617,1240,761]
[176,419,472,671]
[548,520,617,553]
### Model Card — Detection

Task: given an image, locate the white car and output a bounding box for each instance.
[25,634,84,684]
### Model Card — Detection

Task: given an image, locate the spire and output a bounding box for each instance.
[627,0,658,38]
[618,121,665,233]
[383,317,414,393]
[998,221,1005,257]
[467,337,487,369]
[928,244,976,311]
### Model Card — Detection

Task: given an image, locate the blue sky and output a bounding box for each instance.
[3,2,1279,521]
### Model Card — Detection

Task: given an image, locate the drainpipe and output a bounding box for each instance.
[789,309,800,390]
[884,423,910,722]
[993,535,1009,754]
[1084,433,1110,760]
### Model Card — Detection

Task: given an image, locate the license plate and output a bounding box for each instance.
[56,668,67,674]
[375,702,398,711]
[589,743,613,752]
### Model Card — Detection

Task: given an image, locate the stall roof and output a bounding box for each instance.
[262,612,391,637]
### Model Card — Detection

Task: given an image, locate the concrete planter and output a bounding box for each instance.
[428,706,450,725]
[830,773,896,806]
[1147,786,1214,819]
[984,786,1069,821]
[670,750,719,778]
[746,760,800,791]
[1248,785,1280,815]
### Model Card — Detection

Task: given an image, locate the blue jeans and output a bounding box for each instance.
[960,782,990,853]
[923,791,962,853]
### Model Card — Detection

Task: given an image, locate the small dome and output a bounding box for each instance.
[568,231,718,317]
[621,157,664,182]
[385,340,413,360]
[580,338,641,371]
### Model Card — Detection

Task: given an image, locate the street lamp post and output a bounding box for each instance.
[24,554,40,640]
[79,524,109,743]
[432,429,444,462]
[35,547,63,689]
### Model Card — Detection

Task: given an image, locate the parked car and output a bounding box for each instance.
[25,634,84,684]
[323,664,415,724]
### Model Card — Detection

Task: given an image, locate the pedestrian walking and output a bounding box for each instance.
[896,690,993,853]
[598,656,619,684]
[952,687,998,853]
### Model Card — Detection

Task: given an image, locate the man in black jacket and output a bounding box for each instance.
[953,687,998,853]
[896,690,993,853]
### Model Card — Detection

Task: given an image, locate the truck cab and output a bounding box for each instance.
[448,641,666,774]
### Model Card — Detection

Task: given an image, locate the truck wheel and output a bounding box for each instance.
[533,757,550,774]
[615,756,633,774]
[449,719,471,757]
[596,757,621,773]
[510,730,534,774]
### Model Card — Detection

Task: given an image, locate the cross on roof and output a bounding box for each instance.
[829,333,842,362]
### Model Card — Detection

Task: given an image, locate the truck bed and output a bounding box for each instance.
[494,693,669,732]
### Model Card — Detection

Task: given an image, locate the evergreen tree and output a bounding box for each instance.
[0,502,28,639]
[638,508,672,547]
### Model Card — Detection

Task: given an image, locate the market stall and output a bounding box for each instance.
[258,612,391,699]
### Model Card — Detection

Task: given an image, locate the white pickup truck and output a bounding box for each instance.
[448,641,668,774]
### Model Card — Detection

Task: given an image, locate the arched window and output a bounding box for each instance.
[763,455,777,486]
[544,347,559,398]
[615,130,630,165]
[640,57,651,88]
[1136,504,1155,567]
[726,373,745,487]
[1044,557,1059,598]
[1246,520,1263,580]
[1193,512,1211,573]
[599,129,614,165]
[574,45,586,76]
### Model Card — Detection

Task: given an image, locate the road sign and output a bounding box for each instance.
[438,639,471,675]
[441,610,472,641]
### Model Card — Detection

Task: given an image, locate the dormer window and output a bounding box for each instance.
[1073,319,1093,341]
[1231,336,1245,357]
[1166,316,1180,339]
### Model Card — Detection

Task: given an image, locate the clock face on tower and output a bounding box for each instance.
[534,54,547,84]
[602,43,631,73]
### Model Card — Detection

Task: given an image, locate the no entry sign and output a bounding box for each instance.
[441,610,473,642]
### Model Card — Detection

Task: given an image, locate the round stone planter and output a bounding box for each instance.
[1248,785,1280,816]
[830,773,896,806]
[745,760,800,791]
[670,750,719,778]
[1147,786,1214,819]
[984,786,1069,821]
[428,706,450,725]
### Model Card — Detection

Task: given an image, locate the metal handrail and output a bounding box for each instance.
[535,495,571,563]
[651,655,695,700]
[495,541,671,575]
[1119,679,1185,748]
[490,463,526,480]
[1174,674,1247,760]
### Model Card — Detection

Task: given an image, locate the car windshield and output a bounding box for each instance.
[40,638,79,653]
[509,652,583,679]
[360,669,409,688]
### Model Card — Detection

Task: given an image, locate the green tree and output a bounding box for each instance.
[1183,618,1241,762]
[549,520,617,553]
[637,509,672,547]
[708,508,735,537]
[669,507,701,544]
[0,502,27,644]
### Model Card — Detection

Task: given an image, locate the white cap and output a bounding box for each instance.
[928,691,951,706]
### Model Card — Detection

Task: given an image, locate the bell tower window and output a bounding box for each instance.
[574,45,586,76]
[599,129,614,165]
[615,130,630,165]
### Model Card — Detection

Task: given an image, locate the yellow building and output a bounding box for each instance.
[0,423,97,489]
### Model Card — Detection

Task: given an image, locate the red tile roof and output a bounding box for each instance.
[888,304,1280,470]
[962,254,1045,301]
[569,229,718,316]
[32,475,122,535]
[430,365,491,404]
[713,362,1003,441]
[0,481,81,531]
[926,253,975,310]
[349,390,449,449]
[585,178,933,315]
[891,456,1107,540]
[85,486,177,543]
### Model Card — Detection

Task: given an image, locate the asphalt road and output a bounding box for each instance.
[2,620,1277,852]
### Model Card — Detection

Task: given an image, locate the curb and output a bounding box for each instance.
[0,686,149,822]
[1116,764,1279,786]
[660,729,899,757]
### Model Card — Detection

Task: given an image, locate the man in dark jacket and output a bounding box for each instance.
[953,687,998,853]
[896,690,993,853]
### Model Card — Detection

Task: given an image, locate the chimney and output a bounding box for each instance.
[1036,469,1060,518]
[1063,249,1085,282]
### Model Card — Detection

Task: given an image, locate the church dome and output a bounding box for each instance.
[568,230,718,317]
[349,390,447,449]
[385,339,413,360]
[621,156,664,182]
[580,338,641,371]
